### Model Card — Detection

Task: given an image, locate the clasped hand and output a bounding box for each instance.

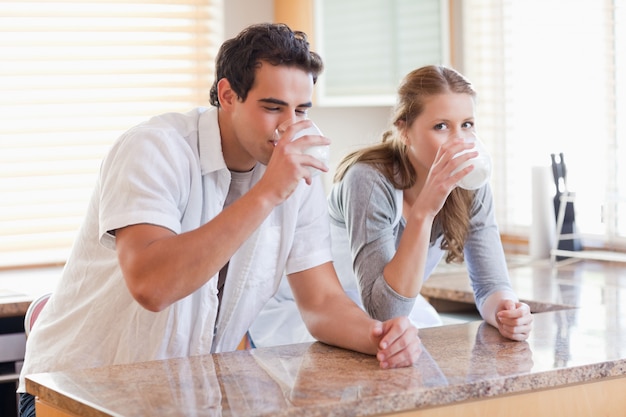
[372,316,422,369]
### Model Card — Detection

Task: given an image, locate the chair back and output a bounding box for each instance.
[24,293,51,337]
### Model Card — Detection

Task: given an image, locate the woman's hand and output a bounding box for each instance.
[495,300,533,341]
[411,138,476,217]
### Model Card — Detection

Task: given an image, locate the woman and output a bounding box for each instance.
[327,65,532,340]
[249,65,532,346]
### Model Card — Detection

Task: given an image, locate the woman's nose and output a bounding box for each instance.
[452,132,475,143]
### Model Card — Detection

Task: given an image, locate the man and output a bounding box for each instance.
[18,23,421,416]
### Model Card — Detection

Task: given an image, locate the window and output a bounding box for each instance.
[0,0,223,268]
[314,0,449,106]
[461,0,625,250]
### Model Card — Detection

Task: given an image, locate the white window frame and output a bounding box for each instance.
[313,0,451,107]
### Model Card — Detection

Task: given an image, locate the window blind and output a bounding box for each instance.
[0,0,223,268]
[461,0,625,247]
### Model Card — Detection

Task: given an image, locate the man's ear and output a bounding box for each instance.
[217,78,237,109]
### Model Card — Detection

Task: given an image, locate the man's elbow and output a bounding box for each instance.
[125,277,170,312]
[299,312,327,342]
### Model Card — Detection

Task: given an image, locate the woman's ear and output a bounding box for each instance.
[217,78,236,109]
[395,119,409,144]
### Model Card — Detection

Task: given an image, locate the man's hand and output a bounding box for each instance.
[258,120,330,205]
[495,300,533,341]
[371,316,422,369]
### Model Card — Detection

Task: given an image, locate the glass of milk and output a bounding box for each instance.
[451,136,492,190]
[275,121,329,177]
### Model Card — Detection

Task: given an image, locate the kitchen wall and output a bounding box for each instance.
[224,0,393,191]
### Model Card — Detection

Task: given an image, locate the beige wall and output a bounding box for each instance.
[223,0,392,191]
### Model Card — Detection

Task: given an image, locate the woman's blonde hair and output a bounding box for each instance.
[334,65,477,263]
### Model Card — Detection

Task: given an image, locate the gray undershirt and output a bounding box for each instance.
[217,166,257,315]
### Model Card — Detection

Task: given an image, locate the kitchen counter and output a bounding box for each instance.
[0,267,61,416]
[24,260,626,416]
[424,257,626,313]
[0,290,31,319]
[0,267,60,318]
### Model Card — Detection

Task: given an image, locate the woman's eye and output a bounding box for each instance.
[462,121,474,128]
[434,123,446,130]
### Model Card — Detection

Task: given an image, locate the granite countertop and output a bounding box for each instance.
[0,290,32,318]
[25,259,626,417]
[0,267,60,318]
[424,257,626,313]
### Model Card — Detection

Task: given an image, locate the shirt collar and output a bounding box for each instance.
[198,106,228,175]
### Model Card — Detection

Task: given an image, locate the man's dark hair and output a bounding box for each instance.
[209,23,324,107]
